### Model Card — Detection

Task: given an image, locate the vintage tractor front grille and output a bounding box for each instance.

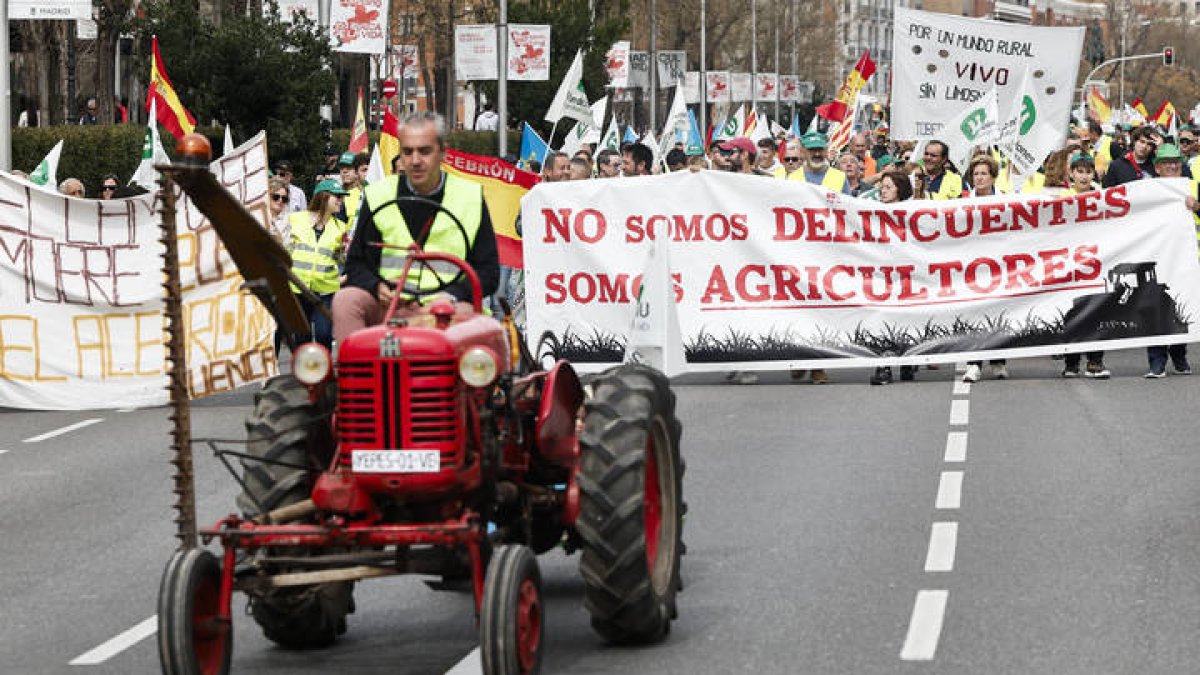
[338,359,458,450]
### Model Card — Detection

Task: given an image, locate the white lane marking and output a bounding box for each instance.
[924,522,958,572]
[949,400,969,426]
[952,380,971,395]
[0,448,9,455]
[954,362,966,373]
[935,471,963,510]
[116,408,137,413]
[444,647,481,674]
[69,616,157,666]
[900,590,949,660]
[23,418,104,444]
[944,432,968,462]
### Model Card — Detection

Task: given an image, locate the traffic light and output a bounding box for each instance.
[1163,47,1175,66]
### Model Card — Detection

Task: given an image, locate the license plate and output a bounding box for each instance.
[351,450,441,473]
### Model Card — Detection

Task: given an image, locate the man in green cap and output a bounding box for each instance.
[788,131,849,195]
[1142,141,1195,378]
[336,151,366,228]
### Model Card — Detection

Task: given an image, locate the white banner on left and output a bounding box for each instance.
[331,0,390,54]
[0,133,279,410]
[455,24,498,80]
[11,0,90,19]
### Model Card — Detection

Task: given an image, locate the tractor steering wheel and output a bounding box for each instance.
[377,195,473,301]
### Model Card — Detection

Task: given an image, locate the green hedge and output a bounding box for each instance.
[13,126,521,199]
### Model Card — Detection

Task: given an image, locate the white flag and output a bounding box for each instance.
[223,124,234,156]
[999,68,1065,177]
[545,50,593,126]
[599,115,620,152]
[750,114,772,144]
[366,143,386,186]
[622,237,685,377]
[641,129,662,171]
[29,140,64,187]
[941,88,1000,173]
[660,80,688,145]
[581,97,607,144]
[559,122,585,155]
[130,98,172,191]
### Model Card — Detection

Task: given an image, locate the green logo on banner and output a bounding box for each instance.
[960,108,987,141]
[1019,95,1036,135]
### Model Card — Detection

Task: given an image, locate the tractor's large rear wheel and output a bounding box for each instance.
[576,364,684,644]
[481,545,544,675]
[238,374,352,649]
[158,548,232,675]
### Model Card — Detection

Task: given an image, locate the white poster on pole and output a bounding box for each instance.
[684,72,702,104]
[890,7,1083,141]
[607,41,631,88]
[331,0,390,54]
[508,24,551,81]
[455,24,498,81]
[266,0,319,21]
[628,51,649,89]
[706,71,731,103]
[755,73,778,101]
[779,75,799,102]
[11,0,90,19]
[521,173,1200,373]
[0,134,279,410]
[731,73,752,102]
[656,51,687,85]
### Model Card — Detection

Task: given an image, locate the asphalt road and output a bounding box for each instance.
[3,347,1200,674]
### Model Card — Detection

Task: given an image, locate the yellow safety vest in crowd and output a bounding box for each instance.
[344,185,363,227]
[1020,172,1047,194]
[928,170,963,199]
[366,172,483,291]
[1094,136,1113,176]
[288,211,348,294]
[788,166,847,192]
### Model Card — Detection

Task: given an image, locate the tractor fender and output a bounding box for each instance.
[535,360,584,468]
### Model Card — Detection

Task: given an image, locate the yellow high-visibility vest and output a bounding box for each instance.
[288,211,348,294]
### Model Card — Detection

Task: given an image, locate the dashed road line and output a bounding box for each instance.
[949,399,970,426]
[952,380,971,395]
[69,616,156,666]
[944,432,968,462]
[116,407,138,413]
[900,590,949,661]
[23,418,104,444]
[935,471,964,509]
[924,522,958,572]
[444,647,481,674]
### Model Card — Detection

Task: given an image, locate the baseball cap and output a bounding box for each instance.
[273,160,293,173]
[338,152,356,167]
[718,137,756,155]
[1154,143,1183,163]
[313,179,348,197]
[801,131,828,149]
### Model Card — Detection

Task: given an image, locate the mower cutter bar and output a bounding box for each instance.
[201,513,483,550]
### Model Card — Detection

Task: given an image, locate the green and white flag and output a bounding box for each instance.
[545,50,593,127]
[714,105,743,141]
[943,87,999,173]
[29,140,64,187]
[130,98,172,191]
[999,68,1064,177]
[599,115,620,152]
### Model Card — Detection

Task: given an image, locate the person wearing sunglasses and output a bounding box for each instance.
[1177,127,1198,178]
[99,174,120,200]
[595,148,622,178]
[272,160,307,213]
[266,177,292,245]
[772,140,806,179]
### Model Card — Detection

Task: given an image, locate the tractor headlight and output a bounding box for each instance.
[293,343,332,385]
[459,346,499,388]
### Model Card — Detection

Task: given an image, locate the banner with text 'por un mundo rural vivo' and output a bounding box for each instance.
[0,134,277,410]
[521,173,1200,372]
[890,7,1083,143]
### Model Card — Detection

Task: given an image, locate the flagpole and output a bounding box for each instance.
[699,0,706,145]
[773,3,780,123]
[648,0,657,133]
[497,0,508,158]
[0,0,9,170]
[750,0,757,115]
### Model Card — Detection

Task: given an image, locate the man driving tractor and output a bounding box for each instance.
[332,111,500,343]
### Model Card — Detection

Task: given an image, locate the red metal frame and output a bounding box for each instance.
[380,246,484,316]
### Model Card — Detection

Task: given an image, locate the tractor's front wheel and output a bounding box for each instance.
[481,545,544,675]
[239,374,353,649]
[576,364,684,644]
[157,548,232,675]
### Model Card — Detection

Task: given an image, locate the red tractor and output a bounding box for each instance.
[156,138,684,675]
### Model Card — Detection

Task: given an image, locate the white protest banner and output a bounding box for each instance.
[731,73,752,102]
[756,73,778,101]
[656,51,687,85]
[0,133,279,410]
[267,0,319,21]
[392,44,418,78]
[628,51,649,89]
[684,72,702,104]
[706,71,731,103]
[606,41,630,87]
[455,24,498,81]
[521,173,1200,373]
[508,24,550,81]
[331,0,389,54]
[891,7,1083,142]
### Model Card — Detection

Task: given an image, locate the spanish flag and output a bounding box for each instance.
[348,87,368,154]
[1153,100,1176,127]
[442,149,538,268]
[822,52,876,123]
[380,108,400,175]
[1131,97,1148,119]
[1086,86,1111,124]
[146,35,196,140]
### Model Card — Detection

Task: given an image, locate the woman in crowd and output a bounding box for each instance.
[961,154,1010,383]
[285,179,350,350]
[1057,153,1111,378]
[870,170,919,385]
[267,177,291,245]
